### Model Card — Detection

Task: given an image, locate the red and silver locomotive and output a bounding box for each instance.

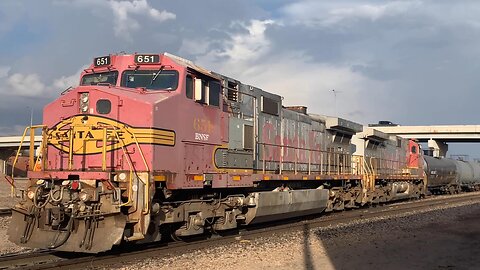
[8,53,424,252]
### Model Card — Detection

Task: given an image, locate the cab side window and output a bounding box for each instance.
[209,81,221,107]
[186,75,193,99]
[190,75,221,108]
[411,146,417,154]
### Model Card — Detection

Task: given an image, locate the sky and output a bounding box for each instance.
[0,0,480,157]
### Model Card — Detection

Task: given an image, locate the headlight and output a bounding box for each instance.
[81,104,89,112]
[81,93,89,103]
[79,192,90,202]
[118,172,127,181]
[27,190,35,200]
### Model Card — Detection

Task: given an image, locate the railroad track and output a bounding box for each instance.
[1,192,480,270]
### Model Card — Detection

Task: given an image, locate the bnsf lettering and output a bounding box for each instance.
[195,133,209,141]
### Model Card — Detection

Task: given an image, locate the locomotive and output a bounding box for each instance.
[8,53,428,253]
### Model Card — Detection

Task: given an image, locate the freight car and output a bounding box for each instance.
[424,155,480,194]
[8,53,425,253]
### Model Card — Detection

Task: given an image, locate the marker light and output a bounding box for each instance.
[61,180,70,186]
[27,190,35,200]
[70,181,80,190]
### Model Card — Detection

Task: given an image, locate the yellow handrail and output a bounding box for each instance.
[10,125,47,197]
[128,131,150,214]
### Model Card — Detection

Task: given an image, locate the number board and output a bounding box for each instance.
[94,56,111,67]
[135,54,160,64]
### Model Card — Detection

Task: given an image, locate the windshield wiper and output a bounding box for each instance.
[149,65,165,86]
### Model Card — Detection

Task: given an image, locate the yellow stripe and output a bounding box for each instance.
[154,175,166,181]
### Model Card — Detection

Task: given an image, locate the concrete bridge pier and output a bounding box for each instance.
[428,139,448,158]
[0,149,16,175]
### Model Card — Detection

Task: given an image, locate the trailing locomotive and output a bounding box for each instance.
[8,53,425,253]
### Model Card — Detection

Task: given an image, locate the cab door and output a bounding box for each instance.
[407,140,420,168]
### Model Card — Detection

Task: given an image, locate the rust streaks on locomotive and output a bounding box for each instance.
[8,53,429,253]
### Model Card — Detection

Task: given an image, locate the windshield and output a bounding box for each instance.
[121,70,179,91]
[80,71,118,86]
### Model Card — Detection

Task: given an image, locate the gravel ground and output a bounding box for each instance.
[94,200,480,270]
[0,177,28,209]
[0,217,29,255]
[0,176,31,256]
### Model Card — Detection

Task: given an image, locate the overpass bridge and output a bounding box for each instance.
[373,125,480,157]
[0,136,42,175]
[0,136,42,148]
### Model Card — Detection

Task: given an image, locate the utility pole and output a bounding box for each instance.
[30,107,33,127]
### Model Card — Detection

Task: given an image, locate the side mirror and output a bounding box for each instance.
[194,79,202,101]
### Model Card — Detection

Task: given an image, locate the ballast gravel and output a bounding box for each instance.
[97,200,480,270]
[0,217,29,255]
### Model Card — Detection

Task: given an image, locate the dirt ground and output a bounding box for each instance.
[105,201,480,270]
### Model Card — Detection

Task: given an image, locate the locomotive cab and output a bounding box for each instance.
[9,53,189,252]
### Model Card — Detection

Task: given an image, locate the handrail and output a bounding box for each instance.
[258,141,352,175]
[10,125,47,197]
[109,128,135,207]
[126,130,150,214]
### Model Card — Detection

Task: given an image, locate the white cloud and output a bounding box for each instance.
[190,19,385,123]
[194,19,276,68]
[7,73,46,97]
[282,1,420,27]
[107,0,176,40]
[52,65,87,90]
[60,0,176,41]
[1,66,86,98]
[219,19,275,62]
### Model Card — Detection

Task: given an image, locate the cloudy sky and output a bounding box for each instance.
[1,0,480,156]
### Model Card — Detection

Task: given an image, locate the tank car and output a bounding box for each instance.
[8,53,425,253]
[423,156,458,194]
[453,159,480,191]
